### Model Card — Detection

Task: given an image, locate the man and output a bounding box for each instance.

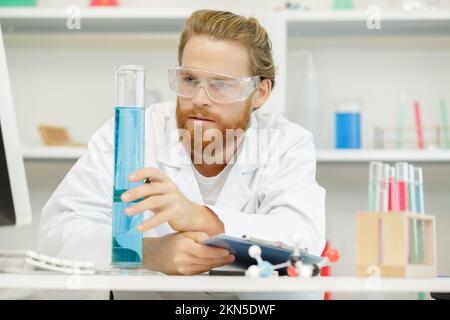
[39,10,325,279]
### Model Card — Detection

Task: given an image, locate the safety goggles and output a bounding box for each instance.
[168,66,261,104]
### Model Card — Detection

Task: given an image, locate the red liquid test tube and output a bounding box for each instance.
[388,167,396,211]
[395,162,409,211]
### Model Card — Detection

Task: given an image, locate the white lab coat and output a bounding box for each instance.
[39,100,326,272]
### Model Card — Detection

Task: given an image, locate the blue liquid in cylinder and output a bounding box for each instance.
[335,112,361,149]
[112,106,144,266]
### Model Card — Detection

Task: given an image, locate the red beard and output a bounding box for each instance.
[176,99,251,158]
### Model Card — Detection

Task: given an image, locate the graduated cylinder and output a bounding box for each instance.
[111,65,146,267]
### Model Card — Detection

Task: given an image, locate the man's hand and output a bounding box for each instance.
[121,167,224,235]
[143,231,235,275]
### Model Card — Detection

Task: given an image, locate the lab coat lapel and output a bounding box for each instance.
[214,114,261,210]
[155,126,204,204]
[172,164,203,204]
[213,162,253,210]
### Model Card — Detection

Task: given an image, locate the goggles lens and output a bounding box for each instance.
[169,67,260,103]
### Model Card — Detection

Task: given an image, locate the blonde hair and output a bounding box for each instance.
[178,9,276,89]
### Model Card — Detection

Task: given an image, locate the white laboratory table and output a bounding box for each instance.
[0,272,449,293]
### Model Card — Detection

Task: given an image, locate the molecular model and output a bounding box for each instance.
[245,234,340,278]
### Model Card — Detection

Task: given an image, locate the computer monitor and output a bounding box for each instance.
[0,23,32,227]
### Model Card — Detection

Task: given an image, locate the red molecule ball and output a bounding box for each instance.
[326,249,340,263]
[287,265,299,277]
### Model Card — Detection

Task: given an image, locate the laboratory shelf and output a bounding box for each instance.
[287,10,450,36]
[22,146,86,160]
[316,149,450,163]
[21,146,450,162]
[0,7,190,33]
[1,8,450,35]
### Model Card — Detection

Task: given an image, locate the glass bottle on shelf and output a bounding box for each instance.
[335,101,361,149]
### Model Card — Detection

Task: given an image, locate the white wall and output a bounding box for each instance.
[5,33,179,146]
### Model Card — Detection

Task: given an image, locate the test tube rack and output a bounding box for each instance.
[356,211,436,278]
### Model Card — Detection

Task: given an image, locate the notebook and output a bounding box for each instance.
[203,233,327,271]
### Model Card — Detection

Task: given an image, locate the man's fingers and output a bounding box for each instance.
[182,231,210,243]
[189,254,235,267]
[190,242,231,259]
[121,182,170,203]
[125,195,173,216]
[129,167,170,184]
[177,264,211,275]
[209,255,235,268]
[182,232,232,259]
[135,208,175,232]
[179,255,235,275]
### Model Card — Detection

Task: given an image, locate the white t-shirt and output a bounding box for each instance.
[193,163,234,206]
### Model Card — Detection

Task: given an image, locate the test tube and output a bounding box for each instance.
[414,168,425,215]
[112,65,146,267]
[415,167,425,263]
[388,167,396,212]
[395,162,409,212]
[380,164,390,212]
[440,98,450,148]
[396,94,407,149]
[408,165,419,263]
[368,162,383,212]
[408,164,416,213]
[414,101,425,149]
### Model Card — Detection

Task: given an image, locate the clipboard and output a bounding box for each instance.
[202,234,327,271]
